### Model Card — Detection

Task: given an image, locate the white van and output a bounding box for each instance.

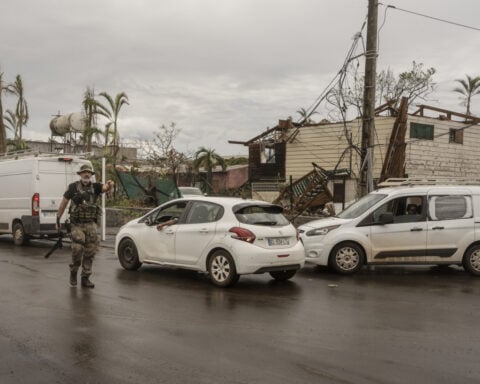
[0,154,93,245]
[299,182,480,276]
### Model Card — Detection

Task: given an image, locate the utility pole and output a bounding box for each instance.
[360,0,378,196]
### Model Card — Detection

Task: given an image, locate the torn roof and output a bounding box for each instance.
[229,102,480,146]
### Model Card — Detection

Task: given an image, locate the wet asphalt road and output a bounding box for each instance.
[1,237,480,384]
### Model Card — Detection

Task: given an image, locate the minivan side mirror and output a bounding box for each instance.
[379,212,394,225]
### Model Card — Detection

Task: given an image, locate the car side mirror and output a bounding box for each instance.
[379,212,394,225]
[145,216,155,226]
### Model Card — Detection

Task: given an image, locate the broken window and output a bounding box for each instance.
[410,122,434,140]
[260,142,276,164]
[449,128,463,144]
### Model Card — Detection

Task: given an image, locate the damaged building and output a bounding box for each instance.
[230,98,480,214]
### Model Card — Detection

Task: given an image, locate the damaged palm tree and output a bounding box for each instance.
[274,163,333,218]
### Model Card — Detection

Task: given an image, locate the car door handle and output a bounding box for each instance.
[410,227,423,232]
[432,226,444,230]
[164,230,175,235]
[199,229,209,233]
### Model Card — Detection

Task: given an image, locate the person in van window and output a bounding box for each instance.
[406,204,418,215]
[56,164,115,288]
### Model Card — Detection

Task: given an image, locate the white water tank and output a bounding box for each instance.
[49,112,86,136]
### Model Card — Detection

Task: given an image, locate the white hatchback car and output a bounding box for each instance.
[115,197,305,287]
[299,184,480,276]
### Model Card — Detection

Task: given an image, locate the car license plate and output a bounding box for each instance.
[268,238,289,246]
[42,211,57,217]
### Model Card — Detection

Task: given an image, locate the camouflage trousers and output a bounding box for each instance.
[70,222,99,277]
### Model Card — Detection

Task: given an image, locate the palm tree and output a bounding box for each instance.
[296,107,318,124]
[81,87,103,152]
[3,109,17,138]
[0,72,7,154]
[6,75,29,148]
[193,147,226,194]
[94,91,129,156]
[453,74,480,116]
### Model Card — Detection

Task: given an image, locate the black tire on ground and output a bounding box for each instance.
[269,270,297,281]
[463,245,480,276]
[208,250,239,288]
[329,241,364,275]
[12,222,28,246]
[118,238,142,271]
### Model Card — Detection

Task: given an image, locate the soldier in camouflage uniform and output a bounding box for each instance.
[56,164,115,288]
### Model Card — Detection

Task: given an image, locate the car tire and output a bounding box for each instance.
[208,250,239,288]
[269,270,297,281]
[12,222,28,246]
[463,245,480,276]
[118,238,142,271]
[329,241,364,275]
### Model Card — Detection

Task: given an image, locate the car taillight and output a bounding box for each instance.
[229,227,256,243]
[32,193,40,216]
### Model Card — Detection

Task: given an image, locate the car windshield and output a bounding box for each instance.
[180,187,202,195]
[233,204,290,226]
[337,193,387,219]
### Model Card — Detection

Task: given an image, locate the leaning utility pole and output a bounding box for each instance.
[360,0,378,196]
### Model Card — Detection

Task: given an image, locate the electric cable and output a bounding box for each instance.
[386,5,480,32]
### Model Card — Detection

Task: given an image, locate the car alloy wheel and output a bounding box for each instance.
[208,250,239,287]
[330,241,364,274]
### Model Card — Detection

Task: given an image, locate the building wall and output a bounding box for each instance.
[211,165,248,192]
[283,114,479,200]
[285,117,395,200]
[405,116,479,178]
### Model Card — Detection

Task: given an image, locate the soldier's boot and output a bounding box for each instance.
[81,276,95,289]
[70,271,77,286]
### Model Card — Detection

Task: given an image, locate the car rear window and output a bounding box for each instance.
[233,204,290,226]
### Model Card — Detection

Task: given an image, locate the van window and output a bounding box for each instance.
[337,193,387,219]
[361,195,425,225]
[428,195,472,221]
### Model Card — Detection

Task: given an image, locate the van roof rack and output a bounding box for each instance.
[0,150,93,160]
[378,178,480,187]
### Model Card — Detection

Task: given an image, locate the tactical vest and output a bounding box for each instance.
[69,181,101,223]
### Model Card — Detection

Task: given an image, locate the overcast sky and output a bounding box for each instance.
[1,0,479,156]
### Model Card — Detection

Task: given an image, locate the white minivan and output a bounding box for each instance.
[0,154,93,245]
[299,183,480,276]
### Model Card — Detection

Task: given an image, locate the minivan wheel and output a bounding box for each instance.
[118,238,142,271]
[12,222,28,246]
[208,250,239,288]
[269,270,297,281]
[330,242,364,274]
[463,245,480,276]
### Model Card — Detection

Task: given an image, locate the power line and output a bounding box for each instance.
[387,5,480,32]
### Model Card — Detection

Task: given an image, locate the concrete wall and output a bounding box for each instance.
[211,165,249,193]
[405,116,479,178]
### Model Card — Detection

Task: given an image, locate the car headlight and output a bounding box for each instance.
[306,225,341,236]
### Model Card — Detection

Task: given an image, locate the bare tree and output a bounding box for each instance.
[147,123,187,183]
